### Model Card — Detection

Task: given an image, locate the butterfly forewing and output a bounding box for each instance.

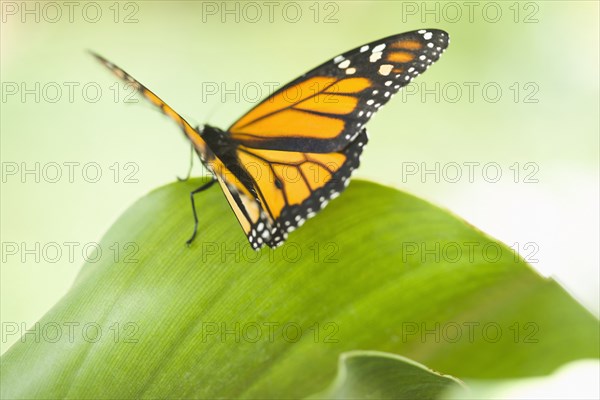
[89,51,210,158]
[228,29,449,153]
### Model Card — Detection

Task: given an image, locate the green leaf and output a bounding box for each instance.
[308,351,465,399]
[1,179,598,399]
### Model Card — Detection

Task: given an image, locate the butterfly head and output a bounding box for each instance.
[201,124,236,150]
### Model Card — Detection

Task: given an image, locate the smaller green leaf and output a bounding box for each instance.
[308,351,465,400]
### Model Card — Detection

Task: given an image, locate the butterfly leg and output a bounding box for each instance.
[186,178,218,246]
[177,143,195,182]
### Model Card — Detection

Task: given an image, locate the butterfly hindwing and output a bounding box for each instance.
[236,129,369,247]
[228,29,449,153]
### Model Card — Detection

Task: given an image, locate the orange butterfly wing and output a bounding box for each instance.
[228,29,449,153]
[89,52,211,160]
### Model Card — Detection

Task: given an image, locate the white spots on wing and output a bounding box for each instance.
[333,55,345,64]
[248,218,277,249]
[360,45,369,53]
[384,80,392,86]
[368,43,386,63]
[338,59,351,69]
[369,52,383,63]
[345,67,356,75]
[419,55,426,61]
[420,31,435,54]
[378,64,393,76]
[372,43,386,52]
[366,99,374,105]
[418,29,426,34]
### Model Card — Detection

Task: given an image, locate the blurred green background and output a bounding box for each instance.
[1,0,598,358]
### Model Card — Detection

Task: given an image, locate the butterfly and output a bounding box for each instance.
[92,29,449,250]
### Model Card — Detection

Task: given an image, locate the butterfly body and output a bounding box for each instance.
[92,29,449,250]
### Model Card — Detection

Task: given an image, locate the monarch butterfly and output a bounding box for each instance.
[92,29,449,250]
